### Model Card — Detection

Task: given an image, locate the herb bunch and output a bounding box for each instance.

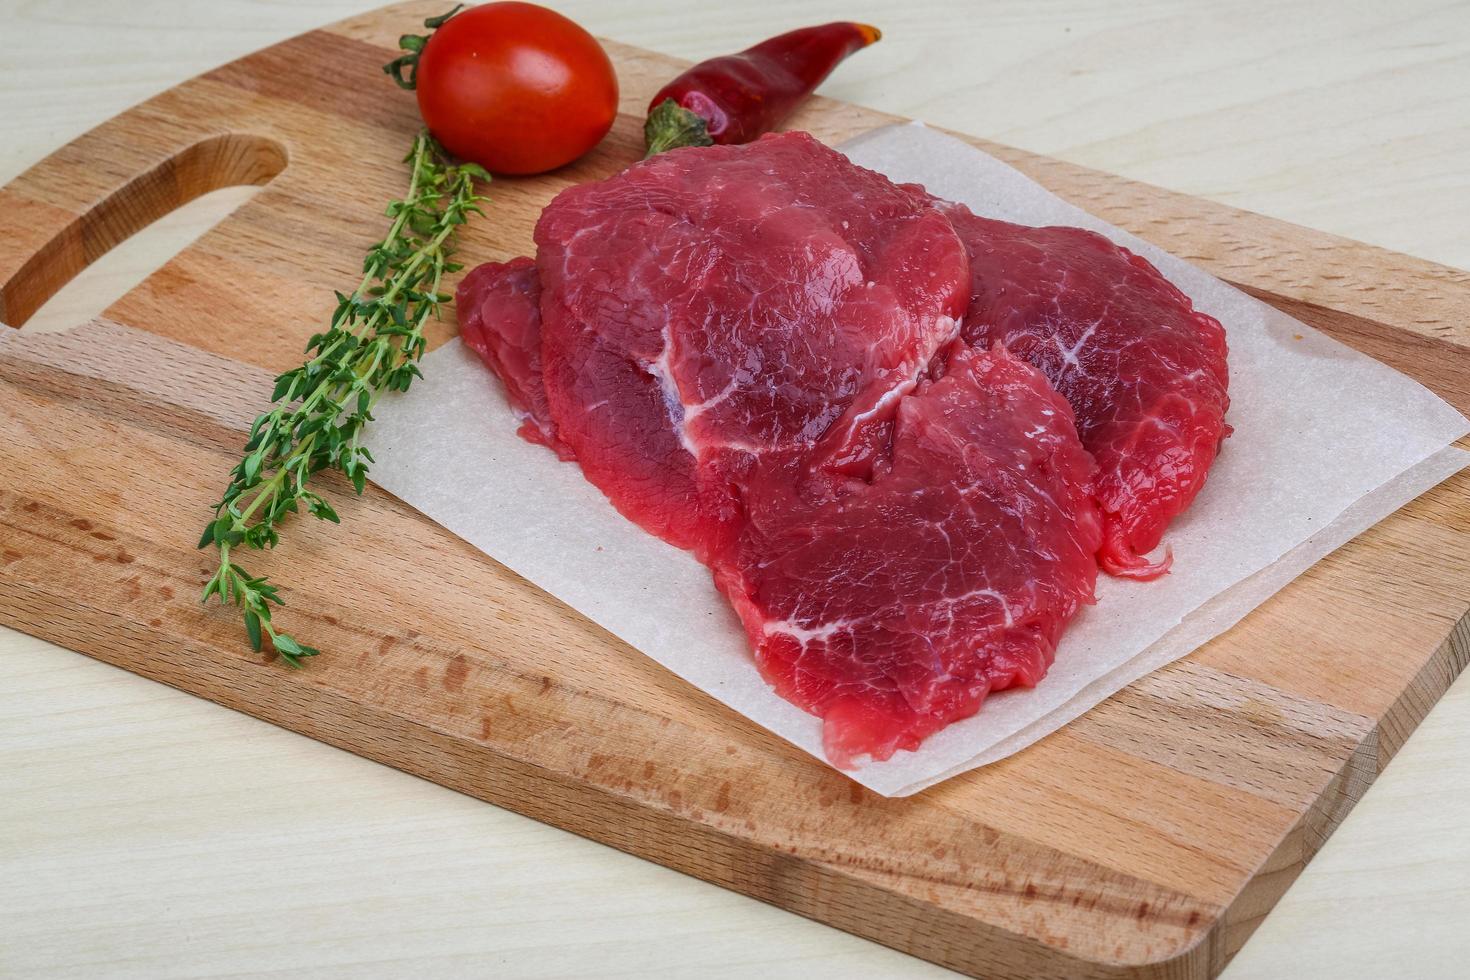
[200,131,488,665]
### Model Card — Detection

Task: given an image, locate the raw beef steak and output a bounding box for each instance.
[457,256,569,458]
[530,131,972,554]
[935,202,1231,578]
[457,132,1103,763]
[723,344,1101,765]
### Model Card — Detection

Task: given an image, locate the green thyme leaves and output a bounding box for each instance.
[199,130,487,666]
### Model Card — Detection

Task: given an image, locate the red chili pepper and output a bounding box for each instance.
[644,22,881,157]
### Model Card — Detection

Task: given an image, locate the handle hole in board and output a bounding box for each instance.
[2,133,287,331]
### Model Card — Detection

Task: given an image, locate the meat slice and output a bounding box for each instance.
[936,203,1230,578]
[532,131,972,554]
[456,257,568,458]
[723,345,1101,766]
[457,132,1108,764]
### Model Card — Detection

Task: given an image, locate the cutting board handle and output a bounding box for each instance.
[0,119,287,329]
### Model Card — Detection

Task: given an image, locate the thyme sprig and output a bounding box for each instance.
[200,130,488,665]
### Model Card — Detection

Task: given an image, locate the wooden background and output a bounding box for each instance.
[2,1,1468,977]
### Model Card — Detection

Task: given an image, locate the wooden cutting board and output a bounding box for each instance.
[2,3,1467,976]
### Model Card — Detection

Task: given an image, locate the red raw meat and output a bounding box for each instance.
[934,203,1230,578]
[456,256,570,459]
[724,344,1101,765]
[456,132,1103,763]
[530,131,973,554]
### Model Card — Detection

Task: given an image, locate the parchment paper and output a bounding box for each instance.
[364,123,1470,797]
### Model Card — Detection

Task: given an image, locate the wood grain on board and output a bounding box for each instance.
[1,3,1467,977]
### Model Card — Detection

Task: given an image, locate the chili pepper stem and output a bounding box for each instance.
[643,98,715,157]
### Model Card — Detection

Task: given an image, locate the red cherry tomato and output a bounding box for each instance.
[415,2,619,175]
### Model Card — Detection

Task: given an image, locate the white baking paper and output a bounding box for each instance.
[364,122,1470,797]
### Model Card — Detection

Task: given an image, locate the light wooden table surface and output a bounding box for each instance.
[3,2,1468,977]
